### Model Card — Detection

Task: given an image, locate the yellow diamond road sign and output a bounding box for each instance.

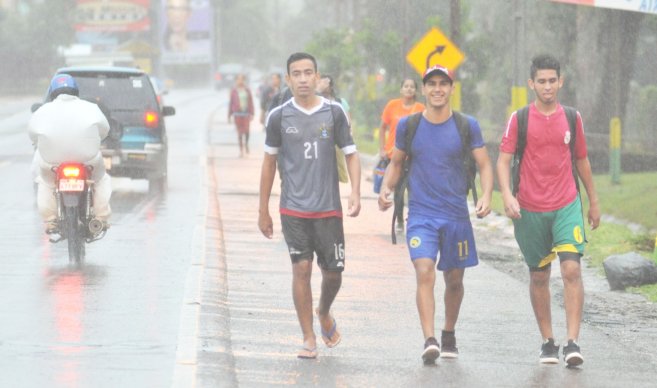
[406,27,465,76]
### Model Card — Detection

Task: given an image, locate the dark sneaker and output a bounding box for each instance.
[422,337,440,364]
[440,331,459,359]
[563,340,584,367]
[539,338,559,364]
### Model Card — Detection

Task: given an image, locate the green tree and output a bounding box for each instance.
[0,0,75,93]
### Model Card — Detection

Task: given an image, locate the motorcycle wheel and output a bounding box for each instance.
[64,206,85,263]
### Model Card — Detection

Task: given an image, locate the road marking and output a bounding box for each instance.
[171,151,208,388]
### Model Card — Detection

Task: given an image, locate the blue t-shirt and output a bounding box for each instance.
[396,113,484,220]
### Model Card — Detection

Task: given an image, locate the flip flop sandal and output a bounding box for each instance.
[297,347,318,359]
[320,318,341,348]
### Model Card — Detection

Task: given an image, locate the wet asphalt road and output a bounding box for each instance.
[0,90,215,387]
[2,89,657,387]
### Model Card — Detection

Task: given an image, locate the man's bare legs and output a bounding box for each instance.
[413,258,437,339]
[443,268,465,331]
[293,260,343,350]
[561,259,584,341]
[529,267,554,340]
[316,268,342,344]
[292,259,316,350]
[530,259,583,342]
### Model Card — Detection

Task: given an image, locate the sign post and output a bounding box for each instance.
[406,27,465,109]
[609,117,622,184]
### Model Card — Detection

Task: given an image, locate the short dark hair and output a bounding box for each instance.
[530,54,560,80]
[286,52,317,74]
[400,78,418,89]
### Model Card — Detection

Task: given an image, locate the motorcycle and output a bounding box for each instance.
[49,162,107,262]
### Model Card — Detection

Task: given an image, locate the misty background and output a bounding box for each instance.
[1,0,656,172]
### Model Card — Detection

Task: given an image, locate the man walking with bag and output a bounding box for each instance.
[378,65,493,364]
[496,54,600,366]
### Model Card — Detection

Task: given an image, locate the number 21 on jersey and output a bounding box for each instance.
[304,141,318,159]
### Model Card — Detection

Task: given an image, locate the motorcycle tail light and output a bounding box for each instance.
[144,111,159,128]
[57,163,87,180]
[62,166,81,178]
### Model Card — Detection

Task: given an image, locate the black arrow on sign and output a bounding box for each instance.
[426,45,446,69]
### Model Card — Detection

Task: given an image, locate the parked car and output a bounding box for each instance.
[214,63,244,90]
[33,66,176,192]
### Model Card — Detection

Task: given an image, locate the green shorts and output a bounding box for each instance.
[513,196,586,270]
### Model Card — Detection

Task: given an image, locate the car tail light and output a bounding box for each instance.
[144,111,159,128]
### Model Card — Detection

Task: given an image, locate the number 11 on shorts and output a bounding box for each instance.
[457,240,469,258]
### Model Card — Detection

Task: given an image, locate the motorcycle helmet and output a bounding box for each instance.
[48,74,79,101]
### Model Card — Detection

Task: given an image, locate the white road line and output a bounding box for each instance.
[171,151,208,388]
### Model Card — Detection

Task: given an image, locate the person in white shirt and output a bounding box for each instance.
[28,74,112,233]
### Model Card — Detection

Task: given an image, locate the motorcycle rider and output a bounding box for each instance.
[28,74,112,234]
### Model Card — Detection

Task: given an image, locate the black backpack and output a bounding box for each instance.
[512,105,579,196]
[392,111,478,244]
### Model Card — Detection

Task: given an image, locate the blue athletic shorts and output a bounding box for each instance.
[406,216,479,271]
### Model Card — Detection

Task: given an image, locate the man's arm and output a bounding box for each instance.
[378,121,389,158]
[472,147,493,218]
[258,153,277,238]
[496,151,521,219]
[575,157,600,230]
[345,152,361,217]
[378,147,405,211]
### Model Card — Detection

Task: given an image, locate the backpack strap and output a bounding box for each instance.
[391,112,422,244]
[403,112,423,160]
[452,111,478,207]
[512,106,530,196]
[562,105,580,192]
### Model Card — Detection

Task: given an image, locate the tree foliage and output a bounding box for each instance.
[0,0,75,93]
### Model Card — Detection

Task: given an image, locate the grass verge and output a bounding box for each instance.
[485,171,657,301]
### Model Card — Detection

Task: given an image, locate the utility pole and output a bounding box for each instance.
[450,0,461,46]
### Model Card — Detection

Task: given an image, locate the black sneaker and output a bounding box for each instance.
[539,338,559,364]
[440,330,459,359]
[563,340,584,367]
[422,337,440,364]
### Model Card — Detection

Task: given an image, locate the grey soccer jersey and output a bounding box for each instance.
[265,97,357,217]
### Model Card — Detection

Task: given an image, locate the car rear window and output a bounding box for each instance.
[70,73,158,111]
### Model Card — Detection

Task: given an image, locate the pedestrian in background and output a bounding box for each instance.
[259,72,282,125]
[258,52,361,360]
[378,78,425,229]
[316,74,349,183]
[496,54,600,366]
[378,65,493,364]
[228,73,254,157]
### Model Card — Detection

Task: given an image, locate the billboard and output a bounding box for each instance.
[161,0,213,65]
[551,0,657,14]
[75,0,151,32]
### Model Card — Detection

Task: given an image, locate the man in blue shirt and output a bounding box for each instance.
[378,65,493,364]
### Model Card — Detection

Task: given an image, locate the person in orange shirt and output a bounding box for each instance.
[378,78,424,231]
[379,78,425,159]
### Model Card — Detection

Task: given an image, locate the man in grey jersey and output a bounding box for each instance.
[258,52,361,359]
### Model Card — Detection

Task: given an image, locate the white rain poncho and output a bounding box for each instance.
[28,94,112,220]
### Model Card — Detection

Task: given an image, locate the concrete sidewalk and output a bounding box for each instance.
[193,115,657,387]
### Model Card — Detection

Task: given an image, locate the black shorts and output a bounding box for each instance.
[280,215,345,272]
